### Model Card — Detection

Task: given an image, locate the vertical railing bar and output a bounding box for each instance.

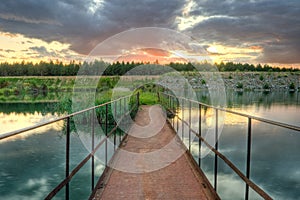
[199,103,202,167]
[189,100,192,152]
[137,92,140,108]
[176,99,179,134]
[169,95,171,110]
[214,109,219,191]
[105,104,108,166]
[172,96,175,127]
[119,99,121,142]
[124,97,126,125]
[114,101,116,151]
[91,109,95,191]
[65,117,70,200]
[245,118,252,200]
[182,98,184,140]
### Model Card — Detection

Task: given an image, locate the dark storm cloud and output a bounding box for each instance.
[189,0,300,64]
[0,0,185,54]
[0,0,299,64]
[29,46,58,57]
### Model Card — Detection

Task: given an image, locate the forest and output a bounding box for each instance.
[0,60,298,76]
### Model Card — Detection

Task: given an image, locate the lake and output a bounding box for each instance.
[0,91,299,199]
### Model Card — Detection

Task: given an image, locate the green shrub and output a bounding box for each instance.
[263,83,270,90]
[259,74,264,81]
[289,82,295,90]
[236,82,243,89]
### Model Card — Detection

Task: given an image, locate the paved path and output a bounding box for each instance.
[92,105,218,200]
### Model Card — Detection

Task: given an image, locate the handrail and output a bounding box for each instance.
[176,113,272,200]
[0,94,133,140]
[0,93,139,200]
[158,92,290,200]
[160,92,300,132]
[45,105,135,199]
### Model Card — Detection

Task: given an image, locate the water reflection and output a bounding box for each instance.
[0,91,299,199]
[175,91,300,200]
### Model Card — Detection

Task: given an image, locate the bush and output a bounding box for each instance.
[263,83,270,90]
[259,74,264,81]
[289,82,295,90]
[236,82,243,89]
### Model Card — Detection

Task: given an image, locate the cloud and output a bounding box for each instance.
[188,0,300,64]
[0,0,299,64]
[29,46,58,57]
[0,0,185,55]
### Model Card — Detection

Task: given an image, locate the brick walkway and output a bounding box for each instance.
[92,105,218,200]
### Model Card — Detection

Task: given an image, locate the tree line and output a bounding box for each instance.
[0,60,298,76]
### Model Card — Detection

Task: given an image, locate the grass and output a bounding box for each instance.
[138,91,159,105]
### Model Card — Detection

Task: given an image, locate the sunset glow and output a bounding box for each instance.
[0,1,299,68]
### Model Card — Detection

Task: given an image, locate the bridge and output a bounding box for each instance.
[1,92,299,199]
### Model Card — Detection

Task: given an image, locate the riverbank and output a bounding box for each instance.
[183,72,300,91]
[0,72,299,101]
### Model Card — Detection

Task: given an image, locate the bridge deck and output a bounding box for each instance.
[91,105,218,200]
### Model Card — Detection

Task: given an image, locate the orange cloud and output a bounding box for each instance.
[141,48,171,57]
[250,45,263,50]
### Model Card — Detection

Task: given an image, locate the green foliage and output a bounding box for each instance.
[263,83,270,90]
[201,79,206,85]
[259,74,264,81]
[0,60,298,76]
[236,82,243,89]
[139,92,158,105]
[289,82,295,90]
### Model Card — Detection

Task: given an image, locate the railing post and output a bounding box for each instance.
[114,102,117,150]
[176,100,179,133]
[137,92,140,108]
[189,101,192,152]
[105,104,108,166]
[91,109,95,191]
[182,98,184,140]
[172,96,175,127]
[119,99,122,142]
[214,109,218,191]
[199,104,202,167]
[245,118,252,200]
[65,117,70,200]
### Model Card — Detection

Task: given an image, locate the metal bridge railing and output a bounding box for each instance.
[0,92,139,200]
[158,92,300,200]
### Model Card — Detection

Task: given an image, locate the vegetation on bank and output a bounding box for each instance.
[0,60,299,77]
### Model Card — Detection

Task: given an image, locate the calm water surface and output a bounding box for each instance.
[0,91,299,199]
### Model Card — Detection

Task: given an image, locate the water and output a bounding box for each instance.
[0,102,106,200]
[0,91,300,199]
[185,90,300,199]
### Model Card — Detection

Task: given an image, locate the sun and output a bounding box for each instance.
[207,46,218,54]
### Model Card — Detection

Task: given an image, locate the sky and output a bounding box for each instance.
[0,0,299,67]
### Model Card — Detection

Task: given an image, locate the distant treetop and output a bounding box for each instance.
[0,60,298,76]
